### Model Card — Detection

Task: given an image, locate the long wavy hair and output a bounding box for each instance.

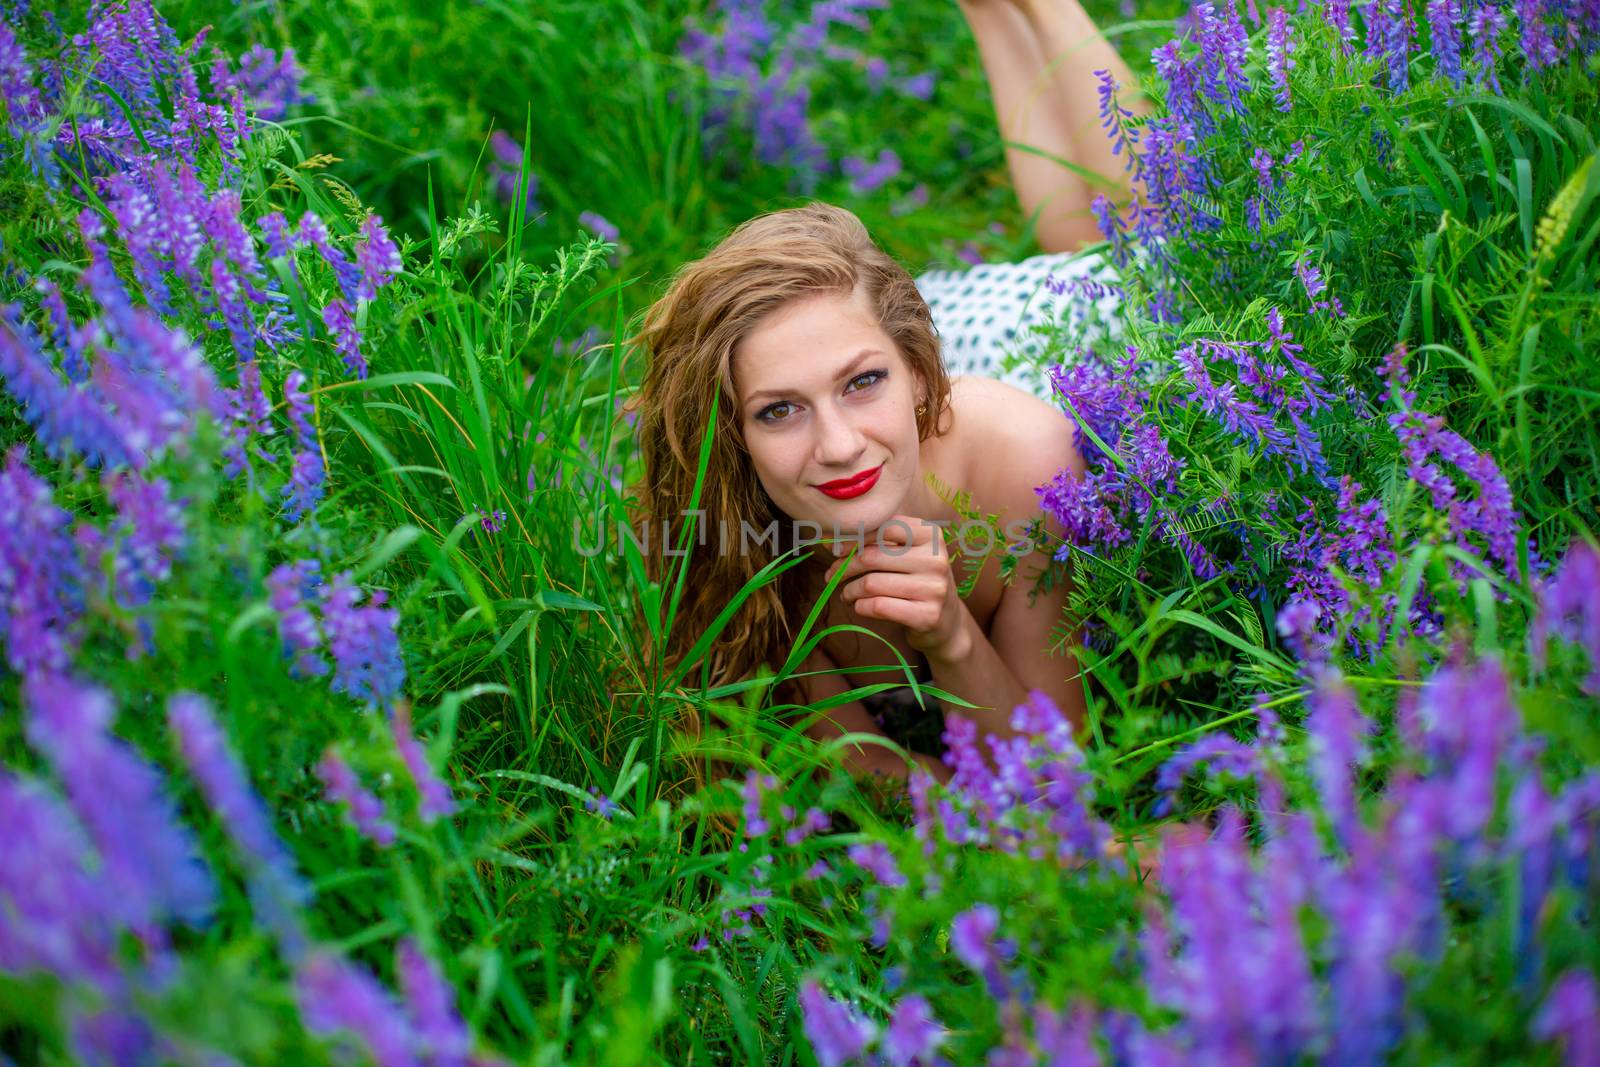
[618,202,952,719]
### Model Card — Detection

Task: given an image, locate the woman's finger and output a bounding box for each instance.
[841,570,945,606]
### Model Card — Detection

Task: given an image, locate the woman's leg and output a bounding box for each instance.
[956,0,1145,254]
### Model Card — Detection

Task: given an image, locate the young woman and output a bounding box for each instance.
[622,0,1141,782]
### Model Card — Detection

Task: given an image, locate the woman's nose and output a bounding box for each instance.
[812,400,867,466]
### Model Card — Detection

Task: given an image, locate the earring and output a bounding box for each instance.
[916,402,928,417]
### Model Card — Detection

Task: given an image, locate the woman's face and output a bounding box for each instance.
[733,285,926,538]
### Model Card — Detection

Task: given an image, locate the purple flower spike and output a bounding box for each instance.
[741,769,778,837]
[577,211,620,244]
[295,952,420,1067]
[1531,540,1600,694]
[1427,0,1467,86]
[881,994,945,1066]
[392,704,457,823]
[841,148,902,196]
[322,297,366,379]
[213,43,313,122]
[316,748,397,848]
[0,446,87,678]
[1306,669,1370,847]
[267,559,328,679]
[797,979,875,1067]
[1532,969,1600,1067]
[167,694,311,951]
[322,571,407,707]
[0,306,136,470]
[1265,8,1294,110]
[846,841,907,888]
[395,939,471,1067]
[0,770,124,993]
[282,370,325,522]
[24,674,217,931]
[1516,0,1561,70]
[950,903,1016,999]
[355,214,402,301]
[1095,69,1142,178]
[1033,1003,1102,1066]
[1469,4,1507,93]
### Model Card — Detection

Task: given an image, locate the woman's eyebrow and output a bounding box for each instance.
[744,349,886,405]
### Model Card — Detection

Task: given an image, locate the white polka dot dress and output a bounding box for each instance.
[914,249,1123,403]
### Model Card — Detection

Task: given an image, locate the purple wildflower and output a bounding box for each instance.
[0,770,124,992]
[784,805,831,846]
[0,446,87,678]
[841,148,901,196]
[1095,69,1141,176]
[1146,811,1320,1061]
[1428,0,1468,85]
[950,903,1016,999]
[1154,733,1259,814]
[266,559,328,678]
[1295,256,1346,317]
[1384,346,1522,577]
[1470,4,1507,92]
[1033,1004,1102,1066]
[881,994,945,1066]
[295,952,420,1067]
[24,674,217,930]
[282,370,325,522]
[798,980,875,1067]
[1306,668,1370,847]
[211,43,313,122]
[355,214,402,301]
[1368,0,1416,91]
[1175,342,1295,459]
[577,210,620,244]
[322,296,366,379]
[1332,477,1396,586]
[322,570,407,707]
[741,769,778,837]
[392,704,457,823]
[488,130,541,214]
[1265,8,1294,110]
[846,841,906,888]
[1326,0,1357,49]
[899,71,935,99]
[584,786,619,818]
[0,306,137,469]
[1516,0,1562,69]
[1091,194,1129,266]
[1533,969,1600,1067]
[1192,0,1252,115]
[167,694,311,953]
[316,748,397,847]
[223,356,274,478]
[395,939,471,1067]
[296,211,362,302]
[890,182,929,217]
[1530,540,1600,693]
[1152,41,1210,136]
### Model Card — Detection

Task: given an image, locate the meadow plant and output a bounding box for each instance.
[0,0,1597,1063]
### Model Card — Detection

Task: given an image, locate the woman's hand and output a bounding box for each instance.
[824,514,972,660]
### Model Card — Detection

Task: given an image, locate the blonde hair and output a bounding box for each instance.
[618,201,952,713]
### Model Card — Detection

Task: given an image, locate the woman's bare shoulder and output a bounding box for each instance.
[944,376,1084,496]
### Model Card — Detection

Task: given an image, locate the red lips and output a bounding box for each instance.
[816,464,883,500]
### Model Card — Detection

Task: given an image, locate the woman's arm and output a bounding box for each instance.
[925,398,1089,739]
[782,646,955,785]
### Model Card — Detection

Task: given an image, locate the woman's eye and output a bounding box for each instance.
[756,371,885,424]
